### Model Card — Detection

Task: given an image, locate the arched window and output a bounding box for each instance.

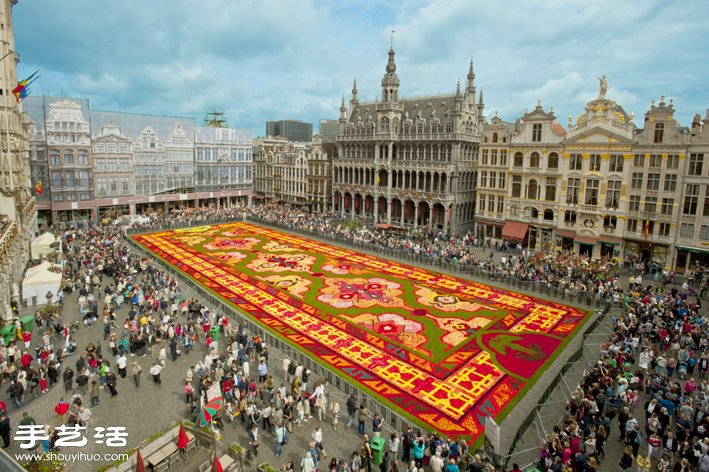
[492,132,498,143]
[547,152,559,169]
[530,152,540,168]
[544,209,554,220]
[527,179,538,199]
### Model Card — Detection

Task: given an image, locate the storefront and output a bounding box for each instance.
[624,240,670,269]
[599,234,622,260]
[501,220,529,246]
[554,229,575,252]
[676,246,709,274]
[574,234,598,258]
[475,218,504,240]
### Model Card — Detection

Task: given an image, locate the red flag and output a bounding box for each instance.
[135,450,146,472]
[644,220,649,239]
[177,423,189,450]
[211,455,224,472]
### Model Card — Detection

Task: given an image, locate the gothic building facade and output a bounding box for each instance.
[333,48,483,234]
[0,0,37,317]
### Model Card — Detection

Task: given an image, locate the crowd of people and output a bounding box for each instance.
[6,203,706,471]
[535,277,709,472]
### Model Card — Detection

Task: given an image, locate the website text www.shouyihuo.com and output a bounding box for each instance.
[15,451,129,463]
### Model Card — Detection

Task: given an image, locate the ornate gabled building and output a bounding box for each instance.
[164,122,194,193]
[477,78,709,271]
[306,134,332,212]
[677,108,709,272]
[132,126,166,196]
[480,104,566,249]
[0,0,37,317]
[45,99,94,220]
[333,49,484,234]
[93,121,134,205]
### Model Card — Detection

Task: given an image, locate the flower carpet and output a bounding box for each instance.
[132,222,589,441]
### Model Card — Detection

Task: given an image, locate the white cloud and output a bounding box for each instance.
[12,0,709,132]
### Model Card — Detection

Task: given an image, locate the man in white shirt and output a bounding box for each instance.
[78,406,92,428]
[150,363,162,386]
[116,354,127,378]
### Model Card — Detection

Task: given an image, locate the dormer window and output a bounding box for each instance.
[532,124,542,142]
[654,122,664,143]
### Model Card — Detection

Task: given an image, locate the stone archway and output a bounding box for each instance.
[364,195,374,218]
[391,198,402,225]
[418,201,430,227]
[432,202,446,229]
[404,200,416,226]
[344,192,352,215]
[378,169,388,188]
[354,193,363,216]
[334,191,341,212]
[377,196,388,223]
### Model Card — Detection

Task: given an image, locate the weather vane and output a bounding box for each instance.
[391,28,395,48]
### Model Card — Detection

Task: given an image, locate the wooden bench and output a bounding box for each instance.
[104,425,197,472]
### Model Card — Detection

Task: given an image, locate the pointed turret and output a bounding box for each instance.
[351,78,358,104]
[466,59,475,90]
[339,95,347,120]
[381,47,400,105]
[477,88,485,120]
[453,80,463,115]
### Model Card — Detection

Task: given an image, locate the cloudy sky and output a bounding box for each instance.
[13,0,709,135]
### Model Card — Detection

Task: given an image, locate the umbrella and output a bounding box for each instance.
[198,399,222,428]
[211,455,224,472]
[177,423,190,449]
[135,450,146,472]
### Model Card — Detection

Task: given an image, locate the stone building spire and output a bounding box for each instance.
[466,59,475,90]
[381,47,400,104]
[351,78,358,104]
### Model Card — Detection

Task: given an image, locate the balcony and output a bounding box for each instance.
[579,204,599,213]
[0,219,17,265]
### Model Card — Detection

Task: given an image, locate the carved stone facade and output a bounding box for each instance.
[334,49,483,234]
[477,78,709,272]
[0,0,37,317]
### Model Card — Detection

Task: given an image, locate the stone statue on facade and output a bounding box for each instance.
[597,75,608,98]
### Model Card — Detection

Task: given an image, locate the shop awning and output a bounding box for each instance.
[374,223,395,230]
[574,235,598,245]
[599,234,623,245]
[677,245,709,255]
[502,221,529,241]
[555,229,576,239]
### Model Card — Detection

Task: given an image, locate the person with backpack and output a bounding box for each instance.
[619,445,634,472]
[275,421,287,457]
